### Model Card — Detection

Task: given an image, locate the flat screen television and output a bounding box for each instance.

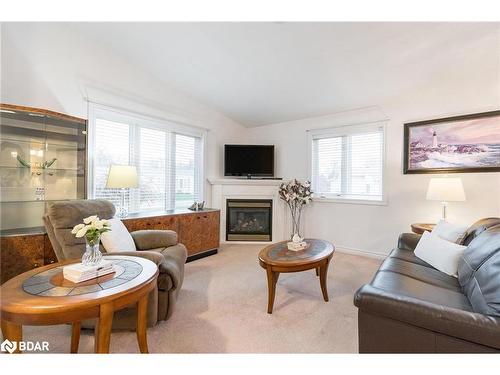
[224,144,275,177]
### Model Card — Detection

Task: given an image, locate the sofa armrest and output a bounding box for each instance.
[354,284,500,350]
[130,230,178,250]
[105,250,166,270]
[397,233,421,252]
[104,251,174,290]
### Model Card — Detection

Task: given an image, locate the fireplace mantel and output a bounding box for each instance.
[208,178,287,244]
[208,178,284,186]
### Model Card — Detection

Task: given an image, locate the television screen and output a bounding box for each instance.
[224,145,274,177]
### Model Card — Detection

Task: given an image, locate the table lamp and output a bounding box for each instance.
[426,177,466,220]
[106,165,138,218]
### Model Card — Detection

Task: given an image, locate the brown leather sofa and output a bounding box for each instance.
[43,199,187,330]
[354,218,500,353]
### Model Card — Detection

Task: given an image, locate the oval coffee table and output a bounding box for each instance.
[0,255,158,353]
[258,239,335,314]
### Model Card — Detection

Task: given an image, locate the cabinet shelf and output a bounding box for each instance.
[1,124,85,143]
[0,166,83,172]
[1,199,82,204]
[0,136,85,149]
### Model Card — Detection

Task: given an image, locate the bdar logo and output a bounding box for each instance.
[1,339,17,353]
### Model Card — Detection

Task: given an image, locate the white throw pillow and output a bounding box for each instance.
[414,231,466,277]
[100,218,136,253]
[431,220,467,244]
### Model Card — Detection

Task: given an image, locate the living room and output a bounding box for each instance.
[1,1,500,373]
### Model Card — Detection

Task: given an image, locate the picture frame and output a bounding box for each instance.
[403,110,500,174]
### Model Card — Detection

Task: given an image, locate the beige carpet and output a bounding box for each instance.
[19,244,382,353]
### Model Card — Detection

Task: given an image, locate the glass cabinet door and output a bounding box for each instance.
[0,105,87,232]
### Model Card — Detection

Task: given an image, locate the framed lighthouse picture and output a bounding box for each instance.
[403,110,500,174]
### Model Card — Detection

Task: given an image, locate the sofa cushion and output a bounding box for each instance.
[460,217,500,246]
[458,224,500,317]
[373,256,468,306]
[414,231,466,277]
[431,220,467,243]
[47,199,115,228]
[101,218,136,252]
[389,248,432,268]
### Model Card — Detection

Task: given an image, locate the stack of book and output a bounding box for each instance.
[63,260,115,283]
[287,240,308,251]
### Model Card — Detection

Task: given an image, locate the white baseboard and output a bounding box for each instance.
[334,245,387,260]
[222,241,388,260]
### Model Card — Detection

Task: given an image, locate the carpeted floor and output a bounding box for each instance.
[19,244,382,353]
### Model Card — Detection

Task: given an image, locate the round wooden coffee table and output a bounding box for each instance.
[0,255,158,354]
[258,239,335,314]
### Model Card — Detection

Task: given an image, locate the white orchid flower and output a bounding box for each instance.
[71,223,85,234]
[75,225,89,238]
[93,220,104,230]
[83,215,98,224]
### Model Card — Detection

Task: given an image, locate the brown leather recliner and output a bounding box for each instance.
[354,218,500,353]
[43,199,187,330]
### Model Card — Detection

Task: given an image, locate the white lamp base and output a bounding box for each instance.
[116,188,129,218]
[441,201,448,221]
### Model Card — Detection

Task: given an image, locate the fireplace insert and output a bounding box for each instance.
[226,199,272,241]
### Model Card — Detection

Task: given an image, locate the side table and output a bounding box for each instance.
[410,223,436,235]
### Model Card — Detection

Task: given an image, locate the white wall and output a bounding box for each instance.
[247,76,500,255]
[0,23,248,207]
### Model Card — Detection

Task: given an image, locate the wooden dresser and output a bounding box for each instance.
[0,209,220,284]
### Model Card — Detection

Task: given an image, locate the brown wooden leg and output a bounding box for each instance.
[315,267,319,276]
[1,320,22,354]
[136,294,149,353]
[319,258,330,302]
[70,321,81,353]
[95,302,114,353]
[266,267,279,314]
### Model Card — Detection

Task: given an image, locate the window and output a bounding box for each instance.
[89,105,205,212]
[310,122,385,203]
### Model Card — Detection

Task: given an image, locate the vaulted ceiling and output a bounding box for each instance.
[73,22,500,127]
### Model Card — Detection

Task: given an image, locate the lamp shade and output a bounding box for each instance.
[106,165,138,188]
[426,177,466,202]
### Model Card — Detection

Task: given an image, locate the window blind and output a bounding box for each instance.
[174,134,202,209]
[311,124,384,201]
[91,108,204,213]
[94,119,130,209]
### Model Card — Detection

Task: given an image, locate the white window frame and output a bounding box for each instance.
[307,121,387,206]
[87,102,207,210]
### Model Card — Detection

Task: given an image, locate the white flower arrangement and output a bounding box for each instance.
[71,215,111,246]
[278,179,313,239]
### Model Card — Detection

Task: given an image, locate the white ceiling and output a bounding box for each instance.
[72,22,499,127]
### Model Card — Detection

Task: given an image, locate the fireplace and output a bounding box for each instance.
[226,199,272,241]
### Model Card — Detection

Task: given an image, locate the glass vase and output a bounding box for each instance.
[82,235,103,266]
[290,208,303,242]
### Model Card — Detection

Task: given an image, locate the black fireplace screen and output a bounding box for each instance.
[226,199,272,241]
